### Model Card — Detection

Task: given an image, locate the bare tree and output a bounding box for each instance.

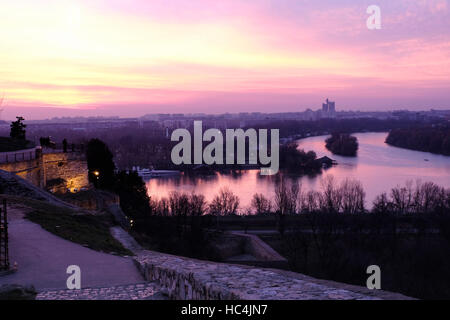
[390,181,414,214]
[372,192,391,214]
[320,175,342,213]
[189,193,207,216]
[274,178,301,215]
[251,193,272,215]
[289,182,300,214]
[209,187,240,215]
[300,190,321,213]
[340,178,366,214]
[158,197,170,216]
[168,192,190,216]
[372,180,450,215]
[412,181,448,214]
[274,178,289,215]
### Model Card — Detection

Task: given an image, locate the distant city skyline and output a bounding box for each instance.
[2,99,450,121]
[1,0,450,119]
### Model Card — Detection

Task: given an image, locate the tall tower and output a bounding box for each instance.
[321,98,336,117]
[329,101,335,112]
[322,98,328,112]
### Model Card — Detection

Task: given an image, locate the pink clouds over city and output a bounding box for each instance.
[1,0,449,119]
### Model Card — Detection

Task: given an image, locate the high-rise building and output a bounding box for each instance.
[322,99,329,112]
[321,98,336,117]
[322,98,336,113]
[328,100,335,112]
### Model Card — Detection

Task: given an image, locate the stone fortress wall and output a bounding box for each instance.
[42,152,89,192]
[0,158,41,187]
[134,249,411,300]
[0,148,89,192]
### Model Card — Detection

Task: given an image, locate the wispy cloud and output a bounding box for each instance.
[1,0,449,118]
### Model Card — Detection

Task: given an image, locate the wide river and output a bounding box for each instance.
[146,132,450,210]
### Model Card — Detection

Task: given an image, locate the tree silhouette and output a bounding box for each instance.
[325,133,358,156]
[10,116,26,140]
[114,170,151,219]
[86,138,116,189]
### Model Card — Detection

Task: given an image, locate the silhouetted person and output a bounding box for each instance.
[62,139,68,153]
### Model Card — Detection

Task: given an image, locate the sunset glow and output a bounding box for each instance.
[1,0,450,118]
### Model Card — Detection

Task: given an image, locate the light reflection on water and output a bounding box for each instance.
[146,132,450,209]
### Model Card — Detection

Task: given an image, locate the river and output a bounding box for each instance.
[145,132,450,210]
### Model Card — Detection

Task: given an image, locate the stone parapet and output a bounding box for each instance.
[134,250,412,300]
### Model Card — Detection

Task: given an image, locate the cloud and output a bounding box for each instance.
[1,0,449,116]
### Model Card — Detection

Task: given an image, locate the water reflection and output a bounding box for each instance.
[146,132,450,209]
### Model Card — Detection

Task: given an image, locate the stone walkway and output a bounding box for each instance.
[37,282,166,300]
[136,250,411,300]
[110,226,412,300]
[110,226,143,254]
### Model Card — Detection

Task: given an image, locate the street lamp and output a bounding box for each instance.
[92,171,100,187]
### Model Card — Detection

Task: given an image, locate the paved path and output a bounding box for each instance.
[110,226,143,254]
[0,207,143,291]
[37,282,166,300]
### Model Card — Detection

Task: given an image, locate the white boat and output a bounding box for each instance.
[132,166,180,178]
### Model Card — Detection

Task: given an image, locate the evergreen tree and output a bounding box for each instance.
[10,116,26,140]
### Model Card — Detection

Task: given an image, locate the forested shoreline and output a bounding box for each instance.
[386,126,450,156]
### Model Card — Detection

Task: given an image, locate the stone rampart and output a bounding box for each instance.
[134,250,411,300]
[0,149,89,191]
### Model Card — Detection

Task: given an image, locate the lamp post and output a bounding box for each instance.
[92,170,100,187]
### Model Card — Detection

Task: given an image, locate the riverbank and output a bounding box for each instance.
[385,126,450,156]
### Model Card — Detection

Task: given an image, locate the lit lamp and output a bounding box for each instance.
[92,171,100,187]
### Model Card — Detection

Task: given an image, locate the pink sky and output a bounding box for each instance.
[1,0,450,119]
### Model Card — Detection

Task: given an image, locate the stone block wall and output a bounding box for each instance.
[210,232,289,269]
[0,150,89,191]
[226,232,289,269]
[0,159,41,187]
[42,153,89,191]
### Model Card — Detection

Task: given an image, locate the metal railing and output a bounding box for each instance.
[0,147,38,164]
